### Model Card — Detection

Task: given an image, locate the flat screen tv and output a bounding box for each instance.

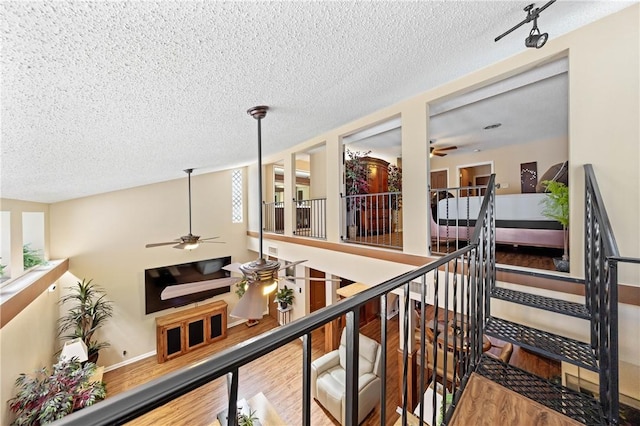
[145,256,232,314]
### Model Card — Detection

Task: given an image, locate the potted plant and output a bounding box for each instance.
[58,279,113,364]
[23,244,45,269]
[388,164,402,231]
[345,149,370,238]
[274,285,295,310]
[238,409,260,426]
[8,359,106,425]
[540,180,569,272]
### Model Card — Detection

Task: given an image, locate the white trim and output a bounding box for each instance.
[103,314,264,372]
[456,161,494,187]
[104,350,156,372]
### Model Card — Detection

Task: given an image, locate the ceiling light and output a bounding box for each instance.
[525,28,548,49]
[494,2,555,49]
[483,123,502,130]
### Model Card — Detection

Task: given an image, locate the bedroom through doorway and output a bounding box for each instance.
[427,56,569,273]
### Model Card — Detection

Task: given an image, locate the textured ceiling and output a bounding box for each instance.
[1,1,633,203]
[347,58,569,158]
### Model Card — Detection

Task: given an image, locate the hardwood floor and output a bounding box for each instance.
[104,313,560,426]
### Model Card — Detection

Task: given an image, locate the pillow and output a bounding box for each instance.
[536,161,568,192]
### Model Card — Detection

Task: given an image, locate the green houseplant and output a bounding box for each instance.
[23,244,45,269]
[274,285,295,309]
[345,149,370,237]
[58,279,113,364]
[540,180,569,272]
[388,164,402,231]
[238,409,260,426]
[8,359,106,425]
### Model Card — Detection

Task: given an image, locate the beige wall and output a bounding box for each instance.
[430,136,568,195]
[48,169,254,367]
[0,283,60,425]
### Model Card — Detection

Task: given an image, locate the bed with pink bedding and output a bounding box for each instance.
[430,193,564,249]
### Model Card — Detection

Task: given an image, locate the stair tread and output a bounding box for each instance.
[484,317,598,371]
[491,287,590,319]
[475,355,606,425]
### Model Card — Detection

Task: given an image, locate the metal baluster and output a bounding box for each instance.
[380,294,387,426]
[345,309,360,426]
[302,333,312,426]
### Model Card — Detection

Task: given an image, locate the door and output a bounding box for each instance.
[309,268,326,313]
[430,170,448,190]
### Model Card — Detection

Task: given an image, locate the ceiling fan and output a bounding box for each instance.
[155,106,339,319]
[225,105,340,319]
[430,141,458,157]
[145,168,224,250]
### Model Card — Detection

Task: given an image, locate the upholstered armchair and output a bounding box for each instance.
[311,330,382,425]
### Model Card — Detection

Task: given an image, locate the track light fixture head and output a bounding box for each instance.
[525,28,548,49]
[494,1,555,49]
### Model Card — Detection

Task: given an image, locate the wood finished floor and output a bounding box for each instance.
[104,314,559,426]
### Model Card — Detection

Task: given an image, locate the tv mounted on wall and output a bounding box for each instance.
[145,256,232,314]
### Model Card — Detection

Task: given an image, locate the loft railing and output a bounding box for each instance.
[54,179,496,426]
[293,197,326,239]
[263,201,284,234]
[342,192,403,249]
[429,185,488,254]
[584,164,640,425]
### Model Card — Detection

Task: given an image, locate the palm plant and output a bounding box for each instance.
[540,180,569,261]
[58,279,113,361]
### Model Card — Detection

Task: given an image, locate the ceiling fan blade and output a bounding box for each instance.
[285,276,342,282]
[222,262,243,274]
[145,241,177,248]
[160,277,239,300]
[434,151,447,157]
[200,240,226,244]
[199,236,220,241]
[278,259,308,271]
[438,145,458,151]
[230,282,267,319]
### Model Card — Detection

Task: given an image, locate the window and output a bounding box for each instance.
[22,212,45,270]
[1,211,10,282]
[231,169,243,223]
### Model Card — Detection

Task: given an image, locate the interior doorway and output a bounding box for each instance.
[309,268,326,313]
[457,163,492,196]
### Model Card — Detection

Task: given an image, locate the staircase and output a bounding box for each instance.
[456,164,629,426]
[480,276,606,425]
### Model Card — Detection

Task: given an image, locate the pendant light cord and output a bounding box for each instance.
[257,117,264,260]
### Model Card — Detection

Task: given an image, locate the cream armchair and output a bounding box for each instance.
[311,330,382,425]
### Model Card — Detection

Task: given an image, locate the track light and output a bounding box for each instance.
[525,29,548,49]
[495,2,555,49]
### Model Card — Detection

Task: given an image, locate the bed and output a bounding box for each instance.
[430,193,564,249]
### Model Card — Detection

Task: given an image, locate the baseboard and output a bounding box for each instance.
[104,314,267,372]
[104,350,155,373]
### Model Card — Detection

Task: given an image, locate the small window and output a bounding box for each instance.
[22,212,45,271]
[231,169,243,223]
[1,211,11,282]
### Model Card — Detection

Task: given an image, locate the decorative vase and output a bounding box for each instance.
[553,258,570,272]
[348,225,358,239]
[279,302,288,310]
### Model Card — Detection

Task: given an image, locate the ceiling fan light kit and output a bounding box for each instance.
[494,1,555,49]
[145,168,223,249]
